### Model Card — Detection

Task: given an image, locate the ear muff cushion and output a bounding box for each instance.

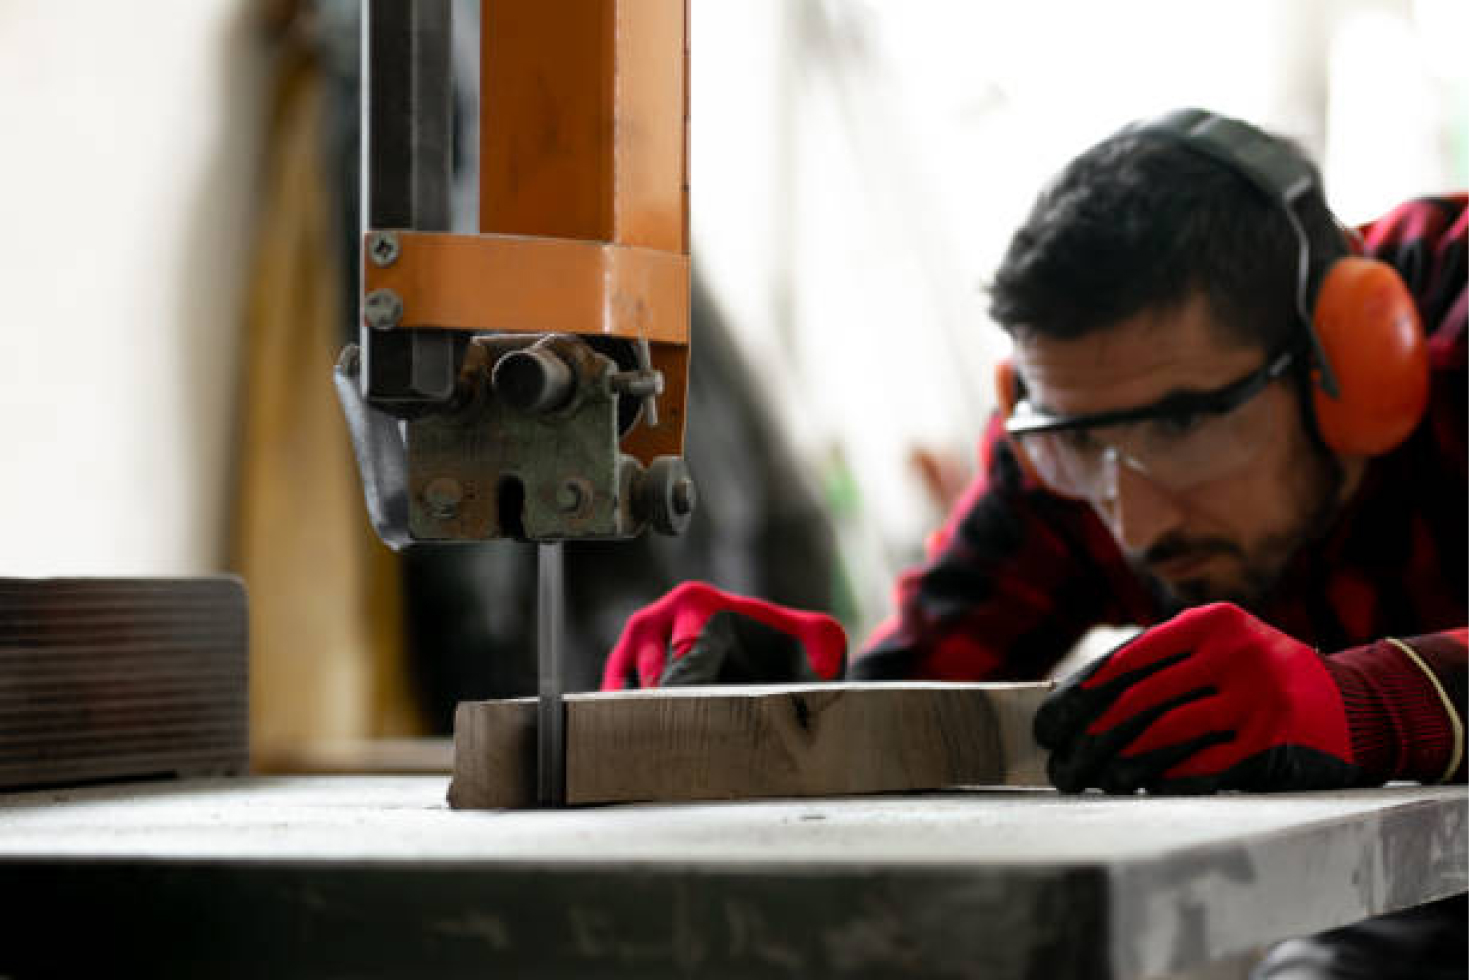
[1310,257,1429,457]
[993,358,1046,488]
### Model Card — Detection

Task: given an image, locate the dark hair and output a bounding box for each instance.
[988,120,1347,352]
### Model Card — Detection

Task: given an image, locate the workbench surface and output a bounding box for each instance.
[0,776,1462,979]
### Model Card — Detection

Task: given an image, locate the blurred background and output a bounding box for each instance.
[1,0,1464,767]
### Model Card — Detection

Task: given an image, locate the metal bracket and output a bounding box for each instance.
[336,337,694,548]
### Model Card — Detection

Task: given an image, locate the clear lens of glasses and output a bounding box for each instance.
[1018,390,1274,499]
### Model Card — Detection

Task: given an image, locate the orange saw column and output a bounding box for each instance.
[479,0,690,462]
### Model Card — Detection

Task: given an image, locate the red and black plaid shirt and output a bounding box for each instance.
[855,194,1467,782]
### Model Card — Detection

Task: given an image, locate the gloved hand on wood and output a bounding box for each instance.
[1034,602,1366,794]
[601,581,847,689]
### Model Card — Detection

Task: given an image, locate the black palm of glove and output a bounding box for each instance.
[658,611,832,684]
[1034,603,1362,794]
[601,582,847,689]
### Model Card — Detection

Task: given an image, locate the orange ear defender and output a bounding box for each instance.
[993,357,1046,488]
[1309,257,1428,456]
[1132,109,1429,458]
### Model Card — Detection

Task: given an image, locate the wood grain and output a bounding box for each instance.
[0,577,248,790]
[448,681,1052,809]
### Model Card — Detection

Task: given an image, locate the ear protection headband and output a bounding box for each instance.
[998,108,1428,475]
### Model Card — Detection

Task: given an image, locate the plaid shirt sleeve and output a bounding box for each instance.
[851,416,1155,681]
[1339,193,1468,783]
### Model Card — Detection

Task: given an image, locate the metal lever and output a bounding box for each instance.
[332,345,416,551]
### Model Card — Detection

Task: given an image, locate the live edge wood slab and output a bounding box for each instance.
[448,681,1052,809]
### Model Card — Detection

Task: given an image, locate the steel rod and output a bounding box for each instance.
[536,542,566,807]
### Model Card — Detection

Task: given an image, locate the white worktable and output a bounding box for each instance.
[0,776,1462,978]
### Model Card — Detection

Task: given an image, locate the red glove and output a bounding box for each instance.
[1034,603,1361,794]
[601,582,847,690]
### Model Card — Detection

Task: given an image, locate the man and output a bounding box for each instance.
[603,109,1466,978]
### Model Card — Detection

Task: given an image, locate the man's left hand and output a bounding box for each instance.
[1034,603,1363,794]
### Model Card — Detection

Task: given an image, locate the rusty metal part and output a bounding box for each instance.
[337,332,694,547]
[406,335,691,542]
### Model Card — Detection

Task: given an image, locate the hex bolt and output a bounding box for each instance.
[672,478,697,516]
[367,230,400,268]
[424,477,464,520]
[364,288,404,331]
[556,479,590,514]
[639,457,694,536]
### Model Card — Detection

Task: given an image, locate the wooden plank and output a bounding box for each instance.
[0,577,248,790]
[447,681,1052,809]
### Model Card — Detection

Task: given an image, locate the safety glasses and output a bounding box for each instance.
[1006,349,1297,500]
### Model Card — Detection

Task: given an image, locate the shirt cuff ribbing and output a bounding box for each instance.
[1323,638,1462,784]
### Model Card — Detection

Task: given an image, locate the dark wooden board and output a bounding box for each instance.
[448,681,1052,808]
[0,577,248,789]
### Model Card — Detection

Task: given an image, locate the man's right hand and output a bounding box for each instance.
[600,582,847,689]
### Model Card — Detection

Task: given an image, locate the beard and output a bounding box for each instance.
[1128,444,1346,617]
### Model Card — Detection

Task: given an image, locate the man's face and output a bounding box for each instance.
[1012,294,1343,611]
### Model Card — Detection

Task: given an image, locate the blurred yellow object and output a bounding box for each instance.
[232,42,424,770]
